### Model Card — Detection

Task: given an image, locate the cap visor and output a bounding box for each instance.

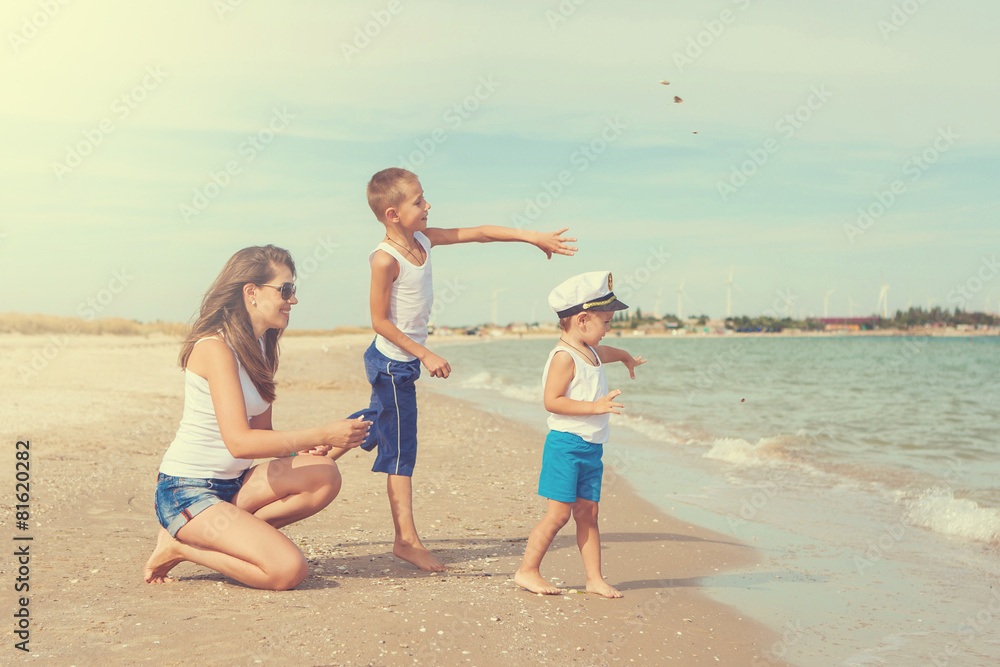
[587,298,628,312]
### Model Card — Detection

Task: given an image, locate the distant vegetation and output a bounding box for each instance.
[0,313,189,336]
[0,313,371,337]
[610,306,998,332]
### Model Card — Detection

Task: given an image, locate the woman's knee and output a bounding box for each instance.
[267,552,309,591]
[315,459,342,504]
[296,457,342,504]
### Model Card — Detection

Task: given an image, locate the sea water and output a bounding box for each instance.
[426,334,1000,666]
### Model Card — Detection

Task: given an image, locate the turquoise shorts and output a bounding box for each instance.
[537,430,604,503]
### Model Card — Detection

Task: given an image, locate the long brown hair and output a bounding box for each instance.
[179,245,295,404]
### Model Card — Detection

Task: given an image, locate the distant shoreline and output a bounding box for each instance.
[2,311,996,339]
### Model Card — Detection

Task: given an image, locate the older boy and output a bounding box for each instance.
[337,167,577,571]
[514,271,645,597]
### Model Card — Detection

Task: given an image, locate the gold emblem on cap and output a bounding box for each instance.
[608,273,613,291]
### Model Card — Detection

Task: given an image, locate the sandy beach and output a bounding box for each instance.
[2,332,786,665]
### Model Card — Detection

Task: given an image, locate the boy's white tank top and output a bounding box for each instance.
[542,344,610,444]
[371,231,433,362]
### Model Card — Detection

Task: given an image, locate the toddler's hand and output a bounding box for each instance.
[422,352,451,379]
[623,355,647,379]
[594,389,624,415]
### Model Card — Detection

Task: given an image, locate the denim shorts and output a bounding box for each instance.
[362,339,421,477]
[154,471,247,538]
[537,430,604,503]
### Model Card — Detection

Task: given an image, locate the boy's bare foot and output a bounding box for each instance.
[514,569,562,595]
[144,528,184,583]
[586,578,623,599]
[393,542,446,572]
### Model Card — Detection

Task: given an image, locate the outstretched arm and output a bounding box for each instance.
[423,226,578,259]
[595,345,646,379]
[369,250,451,378]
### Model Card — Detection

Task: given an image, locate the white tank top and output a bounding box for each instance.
[542,344,610,444]
[371,231,433,362]
[158,336,271,479]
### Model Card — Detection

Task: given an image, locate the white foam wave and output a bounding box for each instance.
[703,436,797,466]
[612,413,689,446]
[460,371,540,403]
[905,489,1000,544]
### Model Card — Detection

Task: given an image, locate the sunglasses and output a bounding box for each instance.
[260,282,297,300]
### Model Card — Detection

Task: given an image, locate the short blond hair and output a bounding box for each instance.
[367,168,418,222]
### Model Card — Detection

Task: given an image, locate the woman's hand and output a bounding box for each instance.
[322,416,372,450]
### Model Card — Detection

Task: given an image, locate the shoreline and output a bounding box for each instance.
[3,333,787,664]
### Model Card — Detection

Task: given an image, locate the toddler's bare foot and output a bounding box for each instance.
[514,569,562,595]
[144,528,184,584]
[586,578,623,599]
[393,542,446,572]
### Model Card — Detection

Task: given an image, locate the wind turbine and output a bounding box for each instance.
[491,289,506,327]
[876,273,890,318]
[725,265,740,318]
[676,279,688,321]
[848,295,857,318]
[823,289,836,318]
[653,288,664,319]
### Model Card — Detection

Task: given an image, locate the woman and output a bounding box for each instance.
[144,245,369,590]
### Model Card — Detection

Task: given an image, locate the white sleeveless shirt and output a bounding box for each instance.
[542,344,610,444]
[158,336,271,479]
[371,231,433,362]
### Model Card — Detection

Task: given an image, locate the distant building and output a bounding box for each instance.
[816,317,877,331]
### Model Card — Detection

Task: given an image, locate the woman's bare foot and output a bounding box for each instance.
[514,569,562,595]
[586,577,623,599]
[393,541,446,572]
[144,528,185,583]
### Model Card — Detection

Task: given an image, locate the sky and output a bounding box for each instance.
[2,0,998,328]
